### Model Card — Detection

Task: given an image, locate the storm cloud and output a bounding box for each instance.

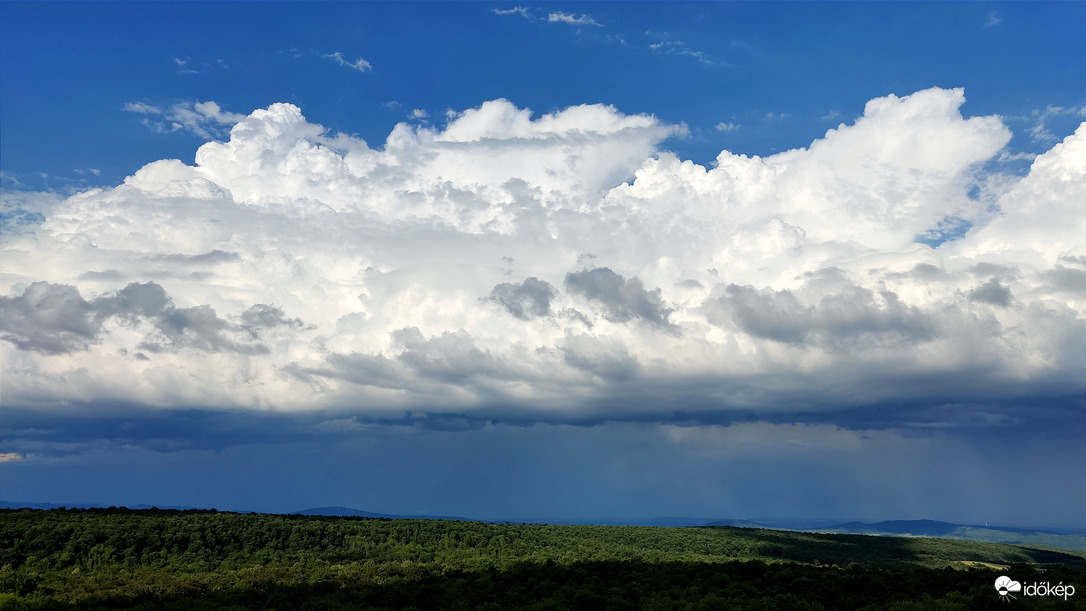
[0,88,1083,435]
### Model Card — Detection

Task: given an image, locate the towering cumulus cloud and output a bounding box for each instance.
[2,88,1084,429]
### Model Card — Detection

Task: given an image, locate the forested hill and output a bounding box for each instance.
[823,520,1086,553]
[1,508,1083,610]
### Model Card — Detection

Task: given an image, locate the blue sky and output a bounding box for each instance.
[4,2,1083,190]
[1,2,1084,528]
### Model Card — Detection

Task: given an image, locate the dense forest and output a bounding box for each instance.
[1,508,1083,610]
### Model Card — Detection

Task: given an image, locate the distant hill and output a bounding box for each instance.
[295,506,473,522]
[0,500,200,511]
[830,519,963,536]
[705,519,774,529]
[294,510,718,527]
[823,519,1085,552]
[0,500,78,510]
[640,517,720,527]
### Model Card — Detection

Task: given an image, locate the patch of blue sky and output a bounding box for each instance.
[2,2,1083,190]
[914,217,975,248]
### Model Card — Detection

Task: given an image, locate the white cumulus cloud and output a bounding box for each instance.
[2,88,1083,431]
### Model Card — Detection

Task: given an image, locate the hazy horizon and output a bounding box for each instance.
[2,2,1084,532]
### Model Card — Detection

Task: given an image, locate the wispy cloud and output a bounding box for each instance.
[647,32,716,65]
[0,171,26,189]
[715,122,739,133]
[1027,105,1085,144]
[492,6,530,19]
[172,56,197,74]
[493,6,600,27]
[997,151,1037,163]
[984,10,1002,28]
[547,11,600,26]
[169,56,230,74]
[124,100,245,140]
[0,452,24,462]
[324,52,372,73]
[124,101,162,115]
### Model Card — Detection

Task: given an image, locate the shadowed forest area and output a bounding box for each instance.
[1,508,1083,610]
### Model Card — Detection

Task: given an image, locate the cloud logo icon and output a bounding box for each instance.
[995,576,1022,599]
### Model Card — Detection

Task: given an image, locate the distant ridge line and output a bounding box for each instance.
[3,501,1082,551]
[824,519,1077,537]
[293,506,476,522]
